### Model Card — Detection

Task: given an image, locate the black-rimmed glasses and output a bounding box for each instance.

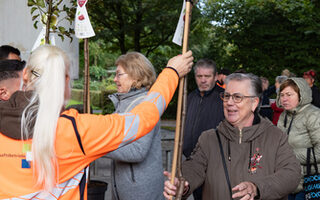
[220,92,257,103]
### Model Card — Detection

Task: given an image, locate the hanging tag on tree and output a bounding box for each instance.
[172,0,186,46]
[75,0,95,39]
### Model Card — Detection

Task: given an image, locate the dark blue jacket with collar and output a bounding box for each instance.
[183,84,225,157]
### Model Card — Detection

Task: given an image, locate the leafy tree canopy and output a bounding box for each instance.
[204,0,320,80]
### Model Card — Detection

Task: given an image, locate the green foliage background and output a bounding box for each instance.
[31,0,320,117]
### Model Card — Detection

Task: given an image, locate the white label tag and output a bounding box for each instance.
[172,0,186,46]
[26,151,33,162]
[75,0,95,39]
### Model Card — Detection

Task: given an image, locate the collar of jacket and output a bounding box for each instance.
[217,113,272,143]
[0,90,34,140]
[195,85,216,97]
[108,88,147,109]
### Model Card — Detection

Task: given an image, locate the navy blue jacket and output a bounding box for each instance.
[311,85,320,108]
[183,85,224,157]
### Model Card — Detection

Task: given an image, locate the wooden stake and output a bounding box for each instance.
[170,1,193,199]
[83,38,91,114]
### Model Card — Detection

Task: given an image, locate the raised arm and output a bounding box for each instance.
[55,51,194,164]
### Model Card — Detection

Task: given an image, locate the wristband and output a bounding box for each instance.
[166,66,180,78]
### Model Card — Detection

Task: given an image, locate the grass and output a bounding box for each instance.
[161,126,176,131]
[67,99,102,111]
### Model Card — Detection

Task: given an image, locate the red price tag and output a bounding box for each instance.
[78,0,87,7]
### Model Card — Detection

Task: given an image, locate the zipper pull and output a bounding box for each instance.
[239,129,242,144]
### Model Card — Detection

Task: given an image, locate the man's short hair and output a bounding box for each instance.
[0,45,21,60]
[218,68,231,75]
[0,60,25,81]
[193,58,217,75]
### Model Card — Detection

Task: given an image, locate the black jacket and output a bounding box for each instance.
[311,85,320,108]
[183,85,224,157]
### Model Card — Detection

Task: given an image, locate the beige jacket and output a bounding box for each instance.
[277,77,320,192]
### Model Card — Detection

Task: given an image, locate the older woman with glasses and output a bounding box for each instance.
[105,52,165,200]
[164,73,300,200]
[277,78,320,200]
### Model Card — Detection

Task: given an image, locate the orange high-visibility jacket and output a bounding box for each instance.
[0,68,178,200]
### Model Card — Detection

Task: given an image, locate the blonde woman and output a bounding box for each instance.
[107,52,163,200]
[0,45,193,199]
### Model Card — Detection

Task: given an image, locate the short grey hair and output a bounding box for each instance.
[225,73,262,97]
[225,73,262,113]
[193,59,217,75]
[275,75,288,85]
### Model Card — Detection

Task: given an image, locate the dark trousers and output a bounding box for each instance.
[288,191,305,200]
[193,185,202,200]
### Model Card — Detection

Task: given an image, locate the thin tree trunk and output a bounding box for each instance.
[45,0,53,44]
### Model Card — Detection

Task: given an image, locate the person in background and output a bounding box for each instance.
[270,75,288,125]
[106,52,164,200]
[282,68,295,78]
[183,59,224,200]
[0,60,25,100]
[277,77,320,200]
[0,45,194,199]
[0,45,21,61]
[216,68,231,89]
[259,76,275,120]
[303,69,320,108]
[164,73,300,200]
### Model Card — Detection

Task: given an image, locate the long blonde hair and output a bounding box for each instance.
[21,45,70,190]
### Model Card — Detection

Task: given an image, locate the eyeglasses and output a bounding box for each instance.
[220,92,257,103]
[115,72,127,78]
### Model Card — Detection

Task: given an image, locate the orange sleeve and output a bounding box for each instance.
[55,68,179,178]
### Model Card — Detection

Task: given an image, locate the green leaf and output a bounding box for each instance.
[58,26,66,33]
[33,21,38,29]
[27,0,36,7]
[58,34,65,41]
[32,14,39,21]
[31,7,37,15]
[36,0,45,8]
[53,10,59,17]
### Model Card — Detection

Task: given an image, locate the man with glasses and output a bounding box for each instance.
[182,59,224,200]
[164,73,300,200]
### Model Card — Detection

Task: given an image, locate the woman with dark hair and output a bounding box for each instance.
[277,78,320,200]
[106,52,164,200]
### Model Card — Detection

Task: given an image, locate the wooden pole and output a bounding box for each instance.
[170,1,193,199]
[83,38,91,114]
[45,0,53,44]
